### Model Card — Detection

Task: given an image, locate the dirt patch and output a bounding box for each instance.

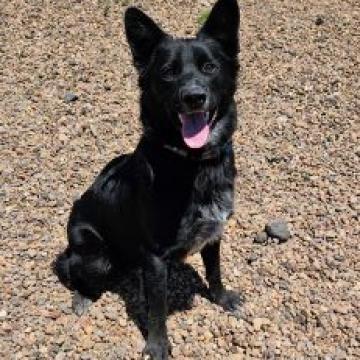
[1,0,359,359]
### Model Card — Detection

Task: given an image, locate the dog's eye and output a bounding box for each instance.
[160,66,178,80]
[201,62,218,74]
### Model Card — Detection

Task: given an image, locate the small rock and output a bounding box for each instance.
[173,332,183,344]
[119,318,127,327]
[324,231,337,239]
[267,237,280,245]
[58,133,68,143]
[334,348,347,360]
[265,219,291,242]
[105,308,117,321]
[171,347,181,357]
[333,254,344,262]
[95,330,105,339]
[80,353,93,360]
[315,16,324,26]
[28,249,37,258]
[229,354,244,360]
[0,309,7,319]
[254,231,268,244]
[203,330,213,341]
[275,115,289,127]
[2,322,12,332]
[246,253,259,264]
[55,352,67,360]
[253,317,271,331]
[325,93,339,106]
[64,92,79,103]
[278,280,289,290]
[333,302,351,315]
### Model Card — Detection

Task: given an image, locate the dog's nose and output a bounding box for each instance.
[181,87,207,110]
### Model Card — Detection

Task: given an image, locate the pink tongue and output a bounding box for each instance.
[180,113,209,149]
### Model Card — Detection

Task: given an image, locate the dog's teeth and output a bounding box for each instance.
[213,110,217,120]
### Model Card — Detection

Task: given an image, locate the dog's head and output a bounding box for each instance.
[125,0,239,151]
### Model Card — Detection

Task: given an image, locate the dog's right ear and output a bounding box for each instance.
[125,7,166,71]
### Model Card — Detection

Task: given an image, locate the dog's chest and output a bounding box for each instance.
[175,184,233,256]
[170,158,235,257]
[150,151,235,256]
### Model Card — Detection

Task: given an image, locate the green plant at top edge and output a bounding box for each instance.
[198,9,210,26]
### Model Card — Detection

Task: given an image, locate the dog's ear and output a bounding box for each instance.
[198,0,240,57]
[125,7,166,71]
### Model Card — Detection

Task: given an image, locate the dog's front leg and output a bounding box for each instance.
[142,253,169,360]
[201,241,243,312]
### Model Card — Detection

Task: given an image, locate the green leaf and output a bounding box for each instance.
[198,9,210,26]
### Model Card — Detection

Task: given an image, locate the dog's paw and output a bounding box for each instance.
[142,338,169,360]
[72,291,93,316]
[213,289,244,312]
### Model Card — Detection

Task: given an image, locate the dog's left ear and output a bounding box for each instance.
[125,7,166,71]
[197,0,240,57]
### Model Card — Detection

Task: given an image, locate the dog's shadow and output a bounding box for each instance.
[109,262,209,338]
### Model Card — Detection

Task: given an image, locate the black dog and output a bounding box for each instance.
[54,0,240,358]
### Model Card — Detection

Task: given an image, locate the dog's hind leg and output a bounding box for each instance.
[54,224,111,315]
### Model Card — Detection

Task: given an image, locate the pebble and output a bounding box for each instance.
[0,309,7,319]
[254,231,268,244]
[278,280,289,290]
[315,16,325,25]
[104,306,118,320]
[119,318,127,327]
[333,254,345,262]
[253,317,271,331]
[229,354,244,360]
[55,352,67,360]
[246,253,259,264]
[334,348,348,359]
[64,92,79,103]
[333,302,351,315]
[265,219,291,242]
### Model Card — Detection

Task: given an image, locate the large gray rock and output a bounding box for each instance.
[265,219,291,242]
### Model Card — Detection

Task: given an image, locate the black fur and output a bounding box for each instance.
[54,1,240,358]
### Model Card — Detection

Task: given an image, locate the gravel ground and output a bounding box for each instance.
[1,0,359,359]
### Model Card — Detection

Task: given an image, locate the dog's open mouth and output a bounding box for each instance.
[178,110,217,149]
